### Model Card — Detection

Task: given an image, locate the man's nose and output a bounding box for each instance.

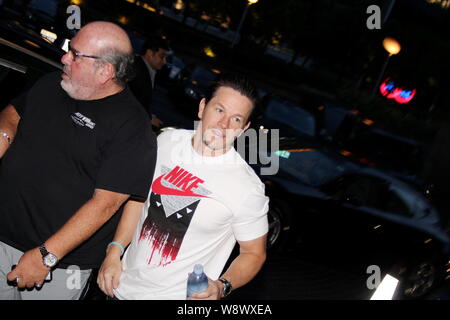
[61,51,72,65]
[218,116,230,129]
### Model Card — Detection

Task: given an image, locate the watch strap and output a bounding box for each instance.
[39,244,49,257]
[218,278,232,298]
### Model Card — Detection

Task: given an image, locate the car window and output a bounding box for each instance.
[336,176,373,207]
[265,99,316,136]
[276,149,348,187]
[191,67,215,83]
[335,175,412,217]
[383,189,411,217]
[172,57,185,68]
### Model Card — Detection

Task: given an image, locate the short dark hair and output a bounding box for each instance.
[141,35,170,55]
[205,73,259,123]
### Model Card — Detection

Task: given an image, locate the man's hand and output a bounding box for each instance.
[97,250,123,298]
[7,248,50,289]
[187,278,222,300]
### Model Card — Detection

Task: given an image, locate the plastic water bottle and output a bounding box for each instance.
[186,264,208,298]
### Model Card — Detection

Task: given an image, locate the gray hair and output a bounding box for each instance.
[95,49,135,86]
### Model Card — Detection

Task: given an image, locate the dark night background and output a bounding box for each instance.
[4,0,449,142]
[1,0,450,301]
[62,0,450,143]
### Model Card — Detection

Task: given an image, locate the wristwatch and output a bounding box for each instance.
[38,244,59,268]
[218,278,232,298]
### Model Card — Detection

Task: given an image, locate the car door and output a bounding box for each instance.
[329,174,431,271]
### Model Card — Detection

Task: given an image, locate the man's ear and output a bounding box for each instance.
[97,63,115,84]
[198,98,206,120]
[244,121,251,132]
[238,121,251,137]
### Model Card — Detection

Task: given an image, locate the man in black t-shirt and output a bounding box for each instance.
[0,21,157,299]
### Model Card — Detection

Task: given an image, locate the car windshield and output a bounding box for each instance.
[265,99,316,136]
[172,56,185,68]
[191,67,215,83]
[275,149,351,187]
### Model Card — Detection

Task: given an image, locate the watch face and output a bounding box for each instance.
[44,253,58,267]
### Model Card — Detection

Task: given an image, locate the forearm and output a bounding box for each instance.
[217,236,267,294]
[0,104,20,158]
[45,189,130,260]
[106,200,144,258]
[219,253,266,292]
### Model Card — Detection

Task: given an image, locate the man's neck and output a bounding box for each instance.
[87,82,124,101]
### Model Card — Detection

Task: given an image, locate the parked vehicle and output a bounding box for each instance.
[0,31,63,113]
[169,64,219,116]
[253,96,320,138]
[249,135,449,299]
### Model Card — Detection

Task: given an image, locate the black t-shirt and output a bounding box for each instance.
[0,72,157,269]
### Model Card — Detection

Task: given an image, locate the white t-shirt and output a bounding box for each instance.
[114,129,269,300]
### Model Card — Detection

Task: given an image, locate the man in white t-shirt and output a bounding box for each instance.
[97,74,269,300]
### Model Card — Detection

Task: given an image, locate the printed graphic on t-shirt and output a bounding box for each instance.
[70,112,96,129]
[139,166,211,266]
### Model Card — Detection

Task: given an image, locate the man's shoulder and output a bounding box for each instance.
[157,128,192,144]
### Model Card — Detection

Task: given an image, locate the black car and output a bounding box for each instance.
[0,32,63,113]
[322,104,426,182]
[248,135,449,299]
[254,96,320,138]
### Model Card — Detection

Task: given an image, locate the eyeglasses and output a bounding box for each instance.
[68,41,102,61]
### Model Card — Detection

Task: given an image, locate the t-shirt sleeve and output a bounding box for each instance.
[95,116,157,200]
[232,182,269,242]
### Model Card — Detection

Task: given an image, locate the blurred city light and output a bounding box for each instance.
[174,0,185,11]
[426,0,450,9]
[383,37,401,56]
[40,29,57,43]
[118,16,129,25]
[23,40,40,49]
[203,46,216,58]
[380,78,416,104]
[371,37,401,97]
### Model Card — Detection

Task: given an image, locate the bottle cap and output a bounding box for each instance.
[193,264,203,275]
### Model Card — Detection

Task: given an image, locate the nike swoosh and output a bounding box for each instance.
[152,175,208,198]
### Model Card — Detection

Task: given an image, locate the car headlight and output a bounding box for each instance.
[184,87,198,99]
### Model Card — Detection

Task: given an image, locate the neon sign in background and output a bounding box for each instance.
[379,78,416,104]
